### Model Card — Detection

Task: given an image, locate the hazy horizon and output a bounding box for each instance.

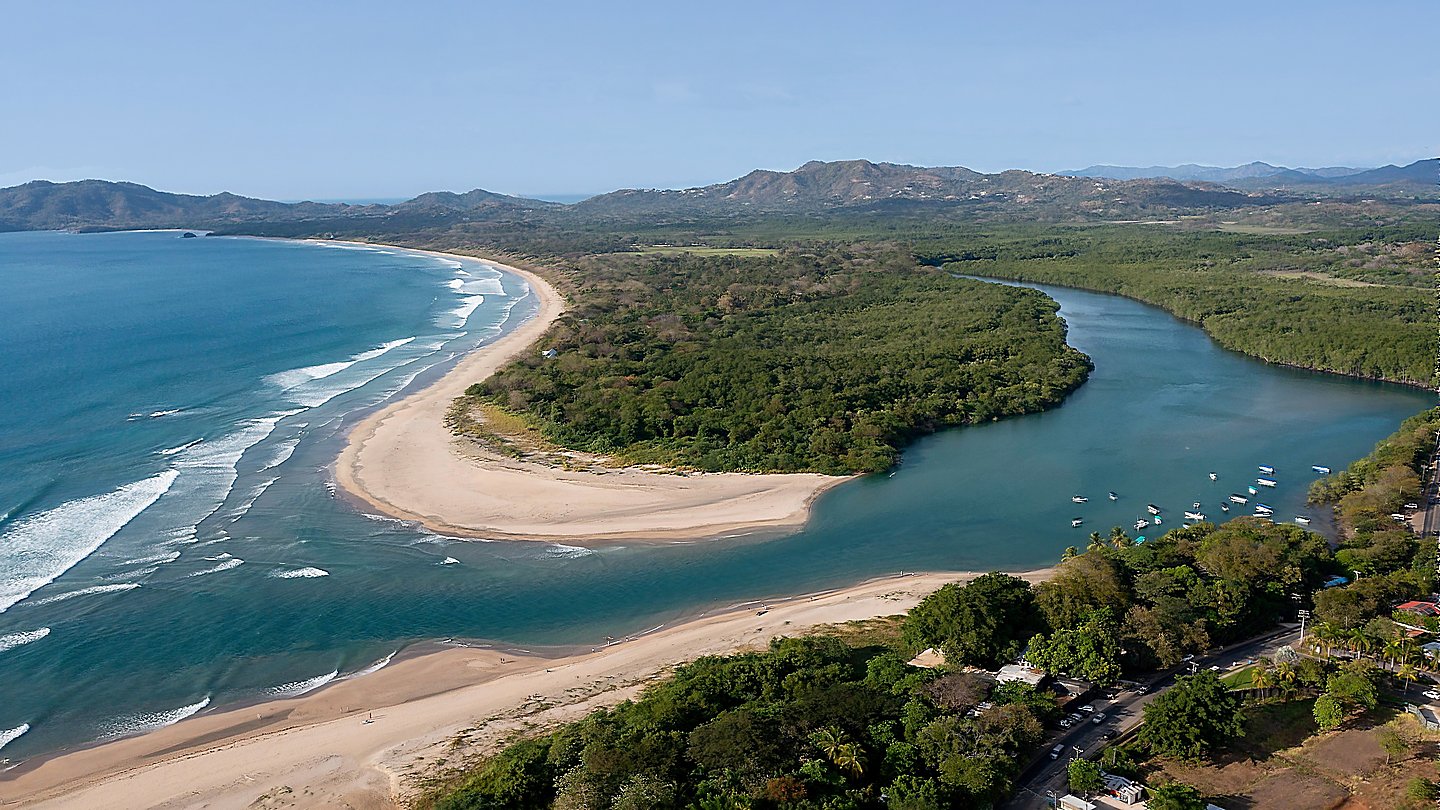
[4,1,1436,199]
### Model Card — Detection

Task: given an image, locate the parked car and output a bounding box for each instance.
[1092,712,1107,724]
[1079,704,1096,714]
[1050,744,1066,760]
[1059,717,1074,728]
[1101,730,1116,740]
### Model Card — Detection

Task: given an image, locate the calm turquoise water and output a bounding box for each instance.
[0,231,1430,763]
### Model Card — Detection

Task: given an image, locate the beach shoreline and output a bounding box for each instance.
[327,239,850,544]
[0,568,1052,808]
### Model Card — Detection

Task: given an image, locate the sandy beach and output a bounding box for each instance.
[0,569,1052,809]
[331,242,846,543]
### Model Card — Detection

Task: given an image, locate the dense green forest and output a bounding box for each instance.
[475,246,1090,474]
[912,225,1435,386]
[425,517,1336,810]
[1305,407,1440,633]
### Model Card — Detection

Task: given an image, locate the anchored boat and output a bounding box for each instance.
[1229,494,1248,504]
[1072,495,1088,503]
[1146,504,1161,515]
[1184,511,1206,521]
[1256,477,1277,488]
[1071,518,1084,527]
[1312,465,1331,474]
[1259,465,1275,475]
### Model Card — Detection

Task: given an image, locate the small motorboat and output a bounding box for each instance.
[1221,503,1230,512]
[1134,519,1149,531]
[1312,465,1331,474]
[1146,504,1161,515]
[1254,503,1274,514]
[1294,516,1312,525]
[1071,518,1084,527]
[1247,485,1259,495]
[1256,478,1277,488]
[1229,494,1248,504]
[1208,472,1218,481]
[1184,511,1205,521]
[1259,465,1275,475]
[1192,502,1201,509]
[1108,491,1118,501]
[1072,495,1088,504]
[1152,516,1162,525]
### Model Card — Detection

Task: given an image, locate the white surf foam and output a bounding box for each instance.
[463,275,506,296]
[444,295,486,327]
[446,278,465,290]
[0,470,179,613]
[0,628,50,652]
[345,651,396,679]
[265,669,338,698]
[266,338,417,393]
[159,438,203,456]
[26,583,140,606]
[259,435,301,471]
[98,696,210,740]
[545,544,596,558]
[0,724,29,753]
[270,567,329,579]
[119,550,182,568]
[186,557,244,577]
[228,477,278,520]
[168,414,292,531]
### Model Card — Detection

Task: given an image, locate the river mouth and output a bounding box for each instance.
[0,236,1428,762]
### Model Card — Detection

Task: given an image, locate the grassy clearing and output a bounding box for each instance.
[629,245,779,257]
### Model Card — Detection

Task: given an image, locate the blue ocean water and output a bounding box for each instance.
[0,231,1430,763]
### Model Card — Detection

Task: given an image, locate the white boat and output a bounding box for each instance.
[1256,478,1277,488]
[1208,472,1217,481]
[1247,486,1258,495]
[1255,503,1274,514]
[1258,465,1275,475]
[1229,494,1248,504]
[1192,502,1201,509]
[1153,516,1162,525]
[1134,519,1150,531]
[1312,465,1331,474]
[1184,511,1206,521]
[1294,516,1311,525]
[1108,492,1118,501]
[1072,495,1088,503]
[1071,518,1084,527]
[1221,503,1230,512]
[1146,504,1161,515]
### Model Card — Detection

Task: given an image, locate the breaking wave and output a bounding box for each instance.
[186,557,244,577]
[26,583,140,606]
[97,696,210,740]
[265,669,338,698]
[0,469,179,612]
[0,724,29,753]
[270,567,329,579]
[0,628,50,653]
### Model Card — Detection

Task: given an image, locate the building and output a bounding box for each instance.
[1396,600,1440,617]
[1058,795,1097,810]
[996,663,1047,687]
[1101,773,1145,805]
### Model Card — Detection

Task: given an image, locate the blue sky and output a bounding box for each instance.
[3,1,1435,199]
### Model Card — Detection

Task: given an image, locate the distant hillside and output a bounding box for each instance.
[1063,158,1438,196]
[573,159,1266,216]
[0,180,548,232]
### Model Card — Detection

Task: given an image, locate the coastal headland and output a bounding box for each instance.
[331,242,847,543]
[0,569,1051,808]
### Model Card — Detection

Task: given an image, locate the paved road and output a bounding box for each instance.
[1002,626,1300,809]
[1420,430,1440,541]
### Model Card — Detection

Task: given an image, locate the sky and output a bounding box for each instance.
[3,1,1436,200]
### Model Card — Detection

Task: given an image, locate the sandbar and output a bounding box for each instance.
[330,242,846,542]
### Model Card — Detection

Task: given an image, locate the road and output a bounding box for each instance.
[1419,429,1440,542]
[1002,625,1301,809]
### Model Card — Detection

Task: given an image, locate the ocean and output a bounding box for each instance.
[0,230,1429,762]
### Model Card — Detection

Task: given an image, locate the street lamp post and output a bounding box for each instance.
[1298,609,1310,641]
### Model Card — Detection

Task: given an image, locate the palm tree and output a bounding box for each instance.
[1061,545,1080,561]
[1273,660,1298,695]
[1251,662,1274,699]
[811,727,845,762]
[1109,526,1133,549]
[833,742,865,777]
[1312,623,1339,658]
[1398,662,1420,695]
[1087,532,1106,552]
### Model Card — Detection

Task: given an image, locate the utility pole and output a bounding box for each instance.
[1298,609,1310,641]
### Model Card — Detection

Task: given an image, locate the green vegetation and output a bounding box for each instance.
[478,246,1089,473]
[919,225,1435,385]
[1304,408,1440,634]
[421,635,1057,810]
[905,518,1332,685]
[1138,672,1247,760]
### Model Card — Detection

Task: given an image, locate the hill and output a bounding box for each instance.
[572,159,1267,216]
[0,180,548,232]
[1064,158,1438,197]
